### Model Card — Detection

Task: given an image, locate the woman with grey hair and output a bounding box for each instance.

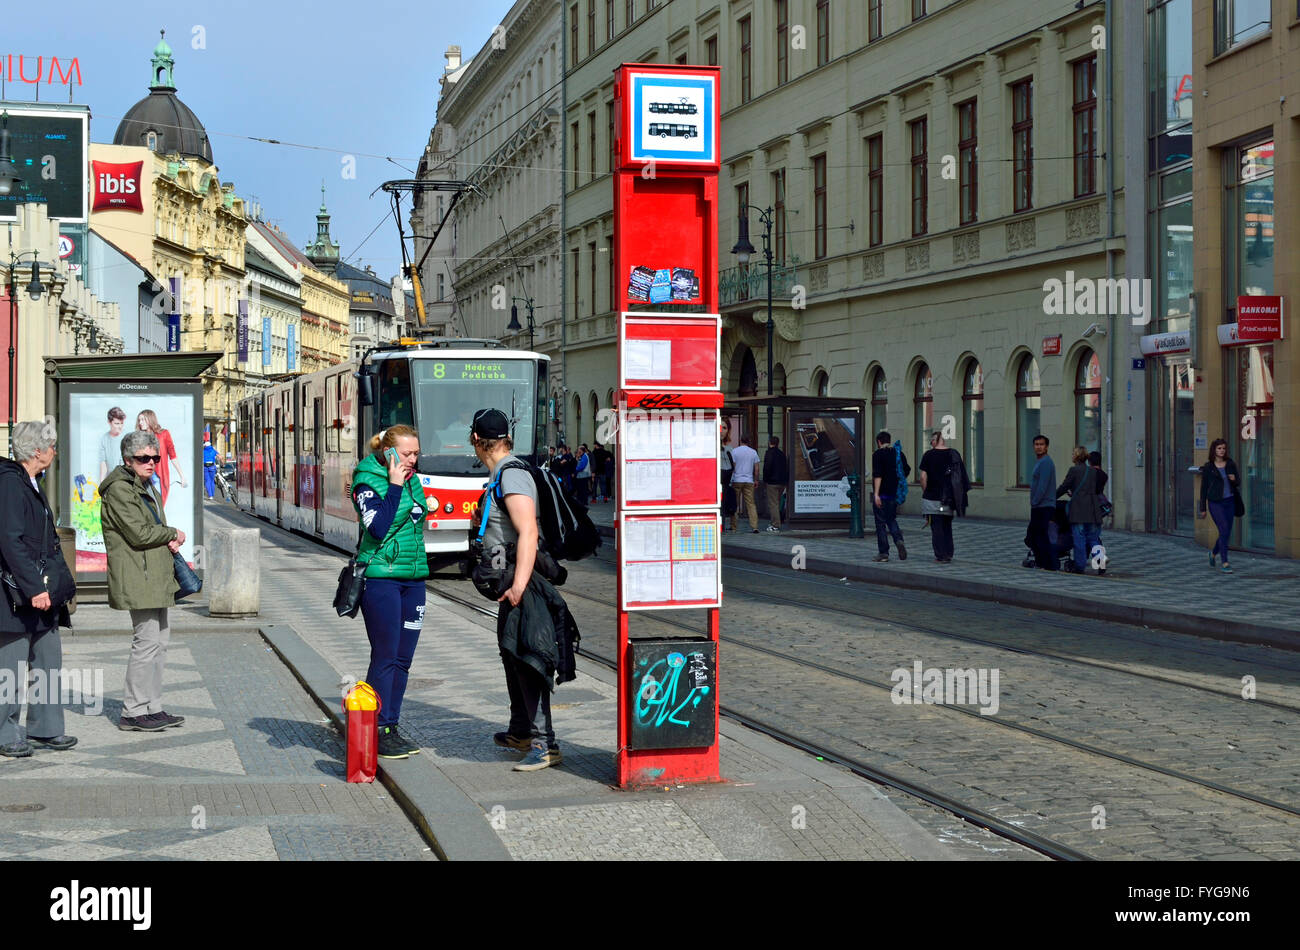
[0,421,78,757]
[99,428,186,732]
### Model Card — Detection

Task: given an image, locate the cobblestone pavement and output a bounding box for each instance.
[587,503,1300,636]
[206,506,1034,861]
[0,629,434,861]
[551,548,1300,859]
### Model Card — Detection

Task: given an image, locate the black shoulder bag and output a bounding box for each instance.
[334,493,404,618]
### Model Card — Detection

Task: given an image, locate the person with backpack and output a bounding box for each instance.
[870,431,908,561]
[1057,446,1105,574]
[471,408,573,771]
[918,429,970,562]
[762,437,789,532]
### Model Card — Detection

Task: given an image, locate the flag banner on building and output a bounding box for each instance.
[237,299,249,363]
[262,317,272,368]
[167,277,181,352]
[287,324,296,371]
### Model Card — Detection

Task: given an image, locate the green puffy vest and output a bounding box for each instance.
[350,454,429,580]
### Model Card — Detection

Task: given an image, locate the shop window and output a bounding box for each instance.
[1015,355,1041,486]
[1075,349,1102,454]
[913,363,932,474]
[962,360,984,484]
[870,368,887,439]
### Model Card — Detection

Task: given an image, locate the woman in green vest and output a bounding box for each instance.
[350,425,428,760]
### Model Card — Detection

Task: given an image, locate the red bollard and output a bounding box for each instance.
[344,681,381,783]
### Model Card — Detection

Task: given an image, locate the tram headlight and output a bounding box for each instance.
[427,496,438,513]
[444,502,454,514]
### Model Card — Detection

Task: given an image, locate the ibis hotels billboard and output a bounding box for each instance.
[0,104,89,222]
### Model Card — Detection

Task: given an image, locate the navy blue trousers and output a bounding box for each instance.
[360,578,426,728]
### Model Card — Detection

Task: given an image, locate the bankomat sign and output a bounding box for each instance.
[91,160,144,213]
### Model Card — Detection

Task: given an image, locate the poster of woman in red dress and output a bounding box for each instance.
[136,409,188,506]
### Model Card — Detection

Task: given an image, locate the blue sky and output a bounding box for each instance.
[7,0,515,276]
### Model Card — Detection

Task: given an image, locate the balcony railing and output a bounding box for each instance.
[718,257,801,307]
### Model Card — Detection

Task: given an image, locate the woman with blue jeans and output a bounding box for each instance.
[1056,446,1104,574]
[1199,438,1244,574]
[350,425,428,759]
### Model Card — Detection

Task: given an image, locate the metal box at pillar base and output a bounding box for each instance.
[628,638,716,750]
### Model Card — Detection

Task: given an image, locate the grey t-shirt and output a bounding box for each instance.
[480,456,539,552]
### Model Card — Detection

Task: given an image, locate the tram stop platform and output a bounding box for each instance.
[584,500,1300,650]
[10,502,1027,862]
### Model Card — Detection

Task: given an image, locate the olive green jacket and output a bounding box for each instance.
[99,465,180,610]
[350,454,429,580]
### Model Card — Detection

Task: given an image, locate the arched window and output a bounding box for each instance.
[913,363,933,471]
[146,130,158,150]
[1015,355,1042,486]
[963,360,984,484]
[1075,348,1101,454]
[589,392,599,444]
[571,394,582,446]
[813,370,829,397]
[870,368,887,439]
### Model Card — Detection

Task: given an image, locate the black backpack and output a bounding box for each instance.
[488,457,602,562]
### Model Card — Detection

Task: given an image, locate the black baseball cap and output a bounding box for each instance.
[472,408,510,439]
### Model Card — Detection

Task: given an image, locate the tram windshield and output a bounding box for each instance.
[401,357,541,476]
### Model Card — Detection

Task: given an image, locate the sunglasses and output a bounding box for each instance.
[132,455,162,464]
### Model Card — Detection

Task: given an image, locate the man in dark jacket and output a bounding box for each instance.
[762,437,789,532]
[0,421,78,757]
[870,431,907,561]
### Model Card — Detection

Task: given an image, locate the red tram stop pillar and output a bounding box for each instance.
[612,63,723,787]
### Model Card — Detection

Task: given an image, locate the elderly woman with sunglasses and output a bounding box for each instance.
[99,429,187,732]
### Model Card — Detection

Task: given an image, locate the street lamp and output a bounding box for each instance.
[731,205,776,439]
[0,112,22,197]
[508,296,536,352]
[6,250,52,437]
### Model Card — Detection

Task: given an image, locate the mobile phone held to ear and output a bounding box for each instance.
[385,447,400,467]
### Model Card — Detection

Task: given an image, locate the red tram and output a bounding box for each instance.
[235,340,549,564]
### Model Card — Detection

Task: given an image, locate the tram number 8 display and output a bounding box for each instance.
[433,362,510,380]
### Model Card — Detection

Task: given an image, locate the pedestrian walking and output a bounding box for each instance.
[918,430,969,562]
[1198,438,1244,574]
[0,421,78,757]
[730,436,761,533]
[573,444,592,506]
[719,433,736,531]
[349,425,429,760]
[762,436,789,532]
[870,430,908,561]
[1027,434,1058,571]
[202,440,219,500]
[100,429,188,732]
[1056,446,1105,574]
[1088,450,1109,559]
[471,408,566,771]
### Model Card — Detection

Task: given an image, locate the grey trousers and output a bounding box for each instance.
[0,628,65,744]
[124,608,170,718]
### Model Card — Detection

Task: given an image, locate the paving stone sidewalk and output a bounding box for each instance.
[197,505,1018,861]
[586,501,1300,644]
[0,616,434,861]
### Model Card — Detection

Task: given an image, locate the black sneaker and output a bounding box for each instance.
[872,554,889,562]
[150,712,185,728]
[390,728,420,755]
[377,726,409,760]
[0,741,32,757]
[897,540,907,561]
[119,715,167,732]
[29,734,78,751]
[494,731,532,752]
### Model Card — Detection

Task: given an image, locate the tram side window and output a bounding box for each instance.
[378,359,414,428]
[339,371,357,454]
[327,375,339,453]
[300,387,314,456]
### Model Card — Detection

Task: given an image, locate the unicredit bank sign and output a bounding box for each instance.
[92,160,144,212]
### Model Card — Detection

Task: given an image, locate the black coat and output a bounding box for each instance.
[497,573,580,691]
[1057,462,1104,525]
[1199,460,1246,517]
[763,447,789,485]
[0,458,74,634]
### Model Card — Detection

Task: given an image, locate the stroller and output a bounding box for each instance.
[1022,500,1073,569]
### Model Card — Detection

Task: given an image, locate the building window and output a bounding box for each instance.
[572,247,581,320]
[588,110,596,183]
[1073,56,1098,197]
[1012,79,1033,212]
[957,100,977,225]
[870,369,888,437]
[607,101,616,173]
[1215,0,1270,54]
[675,53,687,65]
[607,0,615,41]
[772,168,786,264]
[813,155,827,259]
[913,0,926,21]
[570,4,579,64]
[817,0,830,66]
[589,241,597,315]
[1075,349,1102,454]
[776,0,789,86]
[588,0,596,55]
[867,134,883,247]
[913,364,933,473]
[963,360,984,484]
[607,236,615,311]
[1015,355,1042,487]
[909,118,927,237]
[571,122,580,191]
[739,16,753,103]
[1228,139,1274,298]
[736,181,750,274]
[146,130,158,150]
[436,274,445,301]
[626,0,635,25]
[868,0,882,42]
[706,35,718,65]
